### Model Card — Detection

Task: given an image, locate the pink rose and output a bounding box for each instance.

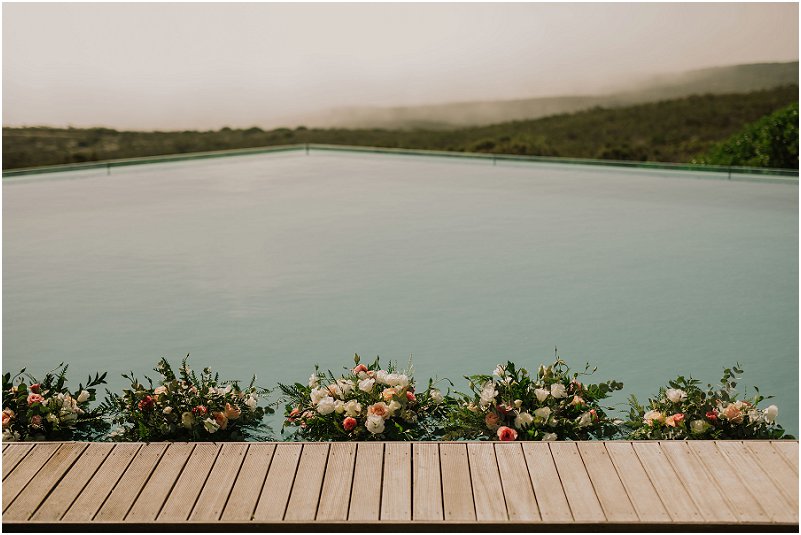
[27,393,45,406]
[193,405,208,416]
[29,383,41,394]
[706,410,718,421]
[30,415,43,428]
[353,364,368,374]
[214,412,228,430]
[137,396,155,411]
[382,388,397,401]
[723,404,744,424]
[367,402,389,419]
[224,402,241,420]
[2,409,14,429]
[589,409,598,421]
[497,426,518,441]
[406,391,416,403]
[570,395,584,406]
[343,417,357,431]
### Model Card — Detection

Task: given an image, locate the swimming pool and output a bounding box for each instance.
[4,150,798,434]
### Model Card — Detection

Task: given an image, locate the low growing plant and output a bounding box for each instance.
[626,364,792,440]
[445,355,624,441]
[279,354,450,441]
[103,355,272,441]
[2,364,108,441]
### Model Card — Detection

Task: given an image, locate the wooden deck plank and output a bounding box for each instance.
[220,444,275,521]
[439,443,475,522]
[4,442,87,521]
[522,442,571,522]
[2,444,34,480]
[94,443,167,522]
[252,443,302,521]
[316,442,357,521]
[380,442,412,521]
[156,443,219,522]
[771,441,798,473]
[631,442,703,523]
[577,442,637,522]
[743,441,798,509]
[348,442,383,522]
[190,443,248,522]
[467,442,507,521]
[412,443,443,521]
[31,443,114,522]
[549,442,605,522]
[659,441,737,523]
[495,443,539,522]
[62,444,141,522]
[715,441,796,524]
[2,443,60,512]
[284,443,329,521]
[604,442,670,523]
[686,441,769,524]
[125,443,195,522]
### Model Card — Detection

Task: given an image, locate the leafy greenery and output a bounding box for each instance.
[692,103,798,169]
[626,364,792,440]
[102,355,272,441]
[445,356,624,441]
[2,364,108,441]
[3,86,797,170]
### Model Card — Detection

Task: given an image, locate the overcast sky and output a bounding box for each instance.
[3,2,798,131]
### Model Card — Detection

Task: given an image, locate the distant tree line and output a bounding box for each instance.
[3,85,798,170]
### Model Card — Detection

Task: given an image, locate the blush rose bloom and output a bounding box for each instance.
[368,402,390,419]
[27,393,45,406]
[2,409,14,429]
[29,383,41,394]
[214,412,228,430]
[343,416,357,431]
[224,403,241,420]
[723,404,744,424]
[485,412,500,430]
[497,426,518,441]
[352,364,369,375]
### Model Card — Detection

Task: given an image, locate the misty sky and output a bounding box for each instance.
[3,2,798,131]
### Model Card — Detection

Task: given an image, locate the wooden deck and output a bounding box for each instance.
[2,441,797,530]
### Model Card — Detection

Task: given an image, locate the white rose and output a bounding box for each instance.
[181,412,195,429]
[534,407,551,420]
[336,379,354,397]
[690,419,710,434]
[493,364,506,377]
[513,399,523,408]
[46,413,59,423]
[366,414,385,434]
[245,395,258,411]
[479,381,498,408]
[514,412,534,429]
[358,378,375,393]
[334,400,345,414]
[578,411,593,427]
[374,370,389,385]
[534,388,550,403]
[310,387,328,405]
[203,418,219,433]
[387,400,401,416]
[429,389,444,404]
[542,432,558,441]
[643,410,665,425]
[163,406,173,415]
[550,383,567,399]
[309,373,319,388]
[344,400,362,417]
[764,404,779,423]
[317,397,336,415]
[77,390,90,403]
[665,389,687,403]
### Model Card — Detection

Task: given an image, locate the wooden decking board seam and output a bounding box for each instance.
[281,443,305,521]
[140,443,197,522]
[631,442,702,523]
[3,444,61,513]
[98,443,168,522]
[490,443,511,521]
[377,443,385,521]
[741,441,798,508]
[247,445,276,521]
[2,444,34,481]
[22,442,89,521]
[343,443,358,521]
[573,441,614,522]
[185,444,224,521]
[464,444,478,521]
[87,443,143,521]
[312,443,332,521]
[516,443,542,522]
[544,443,575,522]
[217,443,250,522]
[601,442,643,523]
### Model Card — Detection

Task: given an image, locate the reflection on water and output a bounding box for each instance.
[4,152,798,434]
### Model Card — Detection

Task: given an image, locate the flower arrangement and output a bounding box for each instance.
[445,356,624,441]
[626,364,791,440]
[279,354,450,441]
[103,356,272,441]
[2,364,107,441]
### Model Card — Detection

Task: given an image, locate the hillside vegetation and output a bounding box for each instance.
[3,85,798,171]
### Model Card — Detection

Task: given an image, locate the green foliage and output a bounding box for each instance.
[279,354,451,441]
[693,103,798,169]
[2,364,108,441]
[103,355,272,441]
[445,355,624,441]
[625,364,791,440]
[3,86,797,170]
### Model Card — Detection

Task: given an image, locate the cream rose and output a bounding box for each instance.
[514,412,534,429]
[550,383,567,399]
[665,388,687,403]
[317,396,336,415]
[534,388,550,403]
[366,414,385,434]
[764,404,779,423]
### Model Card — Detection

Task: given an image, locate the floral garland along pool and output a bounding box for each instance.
[1,354,792,442]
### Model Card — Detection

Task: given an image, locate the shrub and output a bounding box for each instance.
[445,356,624,441]
[2,364,107,441]
[279,354,450,441]
[626,364,792,440]
[103,356,272,441]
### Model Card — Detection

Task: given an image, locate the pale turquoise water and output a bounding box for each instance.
[4,151,798,434]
